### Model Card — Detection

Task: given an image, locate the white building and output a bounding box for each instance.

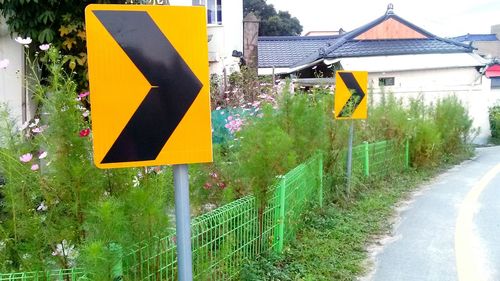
[258,5,494,144]
[175,0,243,74]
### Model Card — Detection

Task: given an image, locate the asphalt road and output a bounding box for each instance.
[366,146,500,281]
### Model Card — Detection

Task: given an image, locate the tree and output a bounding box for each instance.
[0,0,136,90]
[244,0,302,36]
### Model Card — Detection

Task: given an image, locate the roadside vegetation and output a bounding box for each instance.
[0,44,475,279]
[488,105,500,144]
[240,93,475,280]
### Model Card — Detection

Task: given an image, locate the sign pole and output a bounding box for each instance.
[173,164,193,281]
[346,120,354,194]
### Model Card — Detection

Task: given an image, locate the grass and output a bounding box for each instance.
[240,169,437,281]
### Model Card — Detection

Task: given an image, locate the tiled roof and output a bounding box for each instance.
[451,34,499,42]
[258,35,339,68]
[258,9,475,70]
[327,38,472,58]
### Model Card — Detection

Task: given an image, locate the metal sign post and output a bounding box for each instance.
[174,164,193,281]
[333,71,368,194]
[346,121,354,194]
[86,6,213,281]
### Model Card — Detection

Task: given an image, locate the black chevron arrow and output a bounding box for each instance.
[337,72,366,118]
[93,10,203,164]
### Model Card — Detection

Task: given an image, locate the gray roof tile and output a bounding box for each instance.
[258,36,339,68]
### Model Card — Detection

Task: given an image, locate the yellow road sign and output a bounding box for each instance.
[334,71,368,120]
[85,5,212,169]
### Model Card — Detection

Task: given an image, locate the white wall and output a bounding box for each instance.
[171,0,243,75]
[369,67,499,145]
[0,18,25,126]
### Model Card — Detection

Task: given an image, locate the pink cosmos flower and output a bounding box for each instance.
[20,153,33,163]
[78,91,89,98]
[32,127,43,134]
[0,59,9,69]
[203,182,212,190]
[39,44,50,51]
[82,110,90,118]
[224,118,243,134]
[31,164,39,171]
[79,128,90,137]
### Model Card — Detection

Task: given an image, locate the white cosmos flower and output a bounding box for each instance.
[15,37,32,45]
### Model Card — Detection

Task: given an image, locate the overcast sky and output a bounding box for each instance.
[265,0,500,37]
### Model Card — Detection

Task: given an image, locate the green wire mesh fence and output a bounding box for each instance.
[343,139,409,180]
[0,140,404,281]
[120,153,322,281]
[0,269,85,281]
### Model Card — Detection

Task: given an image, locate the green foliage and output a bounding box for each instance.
[276,90,330,163]
[237,104,297,206]
[240,252,301,281]
[251,171,430,281]
[0,48,173,275]
[365,93,409,143]
[244,0,303,36]
[488,105,500,139]
[434,95,474,158]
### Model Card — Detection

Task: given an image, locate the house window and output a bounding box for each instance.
[206,0,222,25]
[379,77,395,86]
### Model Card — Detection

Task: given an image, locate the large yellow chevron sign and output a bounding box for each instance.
[334,71,368,120]
[85,5,212,169]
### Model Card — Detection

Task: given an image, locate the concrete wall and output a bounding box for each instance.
[369,67,498,145]
[0,18,25,126]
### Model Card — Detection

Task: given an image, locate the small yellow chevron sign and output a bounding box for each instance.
[334,71,368,120]
[85,5,212,169]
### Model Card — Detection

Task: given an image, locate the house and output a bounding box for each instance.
[258,4,493,144]
[451,25,500,59]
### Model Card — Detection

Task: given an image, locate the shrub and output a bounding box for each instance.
[434,96,473,157]
[488,105,500,139]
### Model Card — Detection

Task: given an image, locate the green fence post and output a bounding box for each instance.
[364,141,370,177]
[405,139,410,169]
[274,176,287,254]
[319,152,323,208]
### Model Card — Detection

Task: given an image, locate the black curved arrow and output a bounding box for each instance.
[337,72,365,118]
[93,11,203,163]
